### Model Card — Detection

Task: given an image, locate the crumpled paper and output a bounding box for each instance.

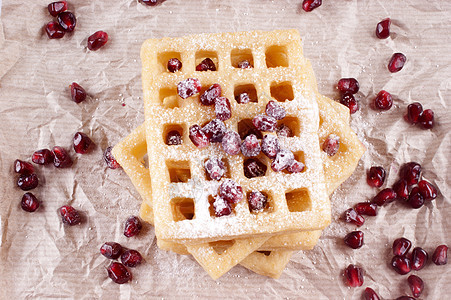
[0,0,449,298]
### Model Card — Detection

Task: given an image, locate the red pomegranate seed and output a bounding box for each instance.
[372,188,397,206]
[221,130,241,155]
[124,216,142,238]
[376,18,391,39]
[73,132,92,154]
[32,149,54,165]
[213,195,232,217]
[265,101,286,120]
[21,192,40,212]
[48,1,67,17]
[432,245,448,265]
[411,247,428,271]
[59,205,81,225]
[367,166,386,188]
[393,238,412,257]
[391,256,412,275]
[100,242,122,259]
[189,125,209,148]
[338,78,360,94]
[408,187,424,209]
[343,208,365,226]
[261,135,280,159]
[52,146,72,168]
[215,97,231,121]
[57,11,77,32]
[354,202,378,216]
[196,58,216,72]
[166,130,182,145]
[203,119,226,143]
[235,92,251,104]
[363,287,381,300]
[219,179,244,204]
[388,53,406,73]
[200,83,221,106]
[340,93,359,114]
[104,146,121,169]
[238,60,252,69]
[70,82,87,103]
[17,174,39,191]
[418,180,437,201]
[396,297,415,300]
[14,159,34,175]
[167,58,182,72]
[107,262,132,284]
[344,264,364,287]
[302,0,322,12]
[276,124,293,137]
[241,134,261,157]
[406,102,423,124]
[407,275,424,298]
[287,160,305,173]
[322,134,340,156]
[418,109,434,129]
[141,0,165,6]
[393,179,409,201]
[344,231,364,249]
[401,162,421,186]
[252,114,277,132]
[248,191,268,212]
[374,90,393,110]
[243,158,267,178]
[271,149,295,172]
[121,249,143,267]
[45,21,65,39]
[204,157,225,181]
[177,78,201,99]
[87,31,108,51]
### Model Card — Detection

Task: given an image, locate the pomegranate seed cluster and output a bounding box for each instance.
[404,102,435,129]
[337,78,360,114]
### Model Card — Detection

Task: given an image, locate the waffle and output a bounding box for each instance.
[239,250,294,279]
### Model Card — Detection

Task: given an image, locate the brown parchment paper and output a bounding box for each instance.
[0,1,450,299]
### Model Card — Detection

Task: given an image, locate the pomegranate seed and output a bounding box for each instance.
[166,130,182,145]
[354,202,378,216]
[241,134,261,157]
[196,58,216,72]
[276,124,293,137]
[213,195,232,217]
[252,114,277,132]
[215,97,231,121]
[302,0,322,12]
[204,157,225,181]
[322,134,340,156]
[344,231,364,249]
[248,191,268,212]
[338,78,360,94]
[243,158,267,178]
[388,53,407,73]
[363,287,381,300]
[32,149,54,165]
[401,162,421,186]
[287,160,305,173]
[391,256,412,275]
[238,60,252,69]
[141,0,165,6]
[189,125,209,148]
[21,192,40,212]
[393,238,412,257]
[107,262,132,284]
[177,78,201,99]
[167,58,182,72]
[340,93,359,114]
[70,82,87,103]
[418,109,434,129]
[203,119,226,143]
[265,101,286,120]
[45,21,65,39]
[57,11,77,32]
[411,247,428,271]
[395,297,415,300]
[432,245,448,265]
[235,92,251,104]
[48,1,67,17]
[418,180,437,201]
[372,188,397,206]
[104,146,121,169]
[343,208,365,226]
[406,102,423,124]
[344,264,364,287]
[367,166,386,188]
[121,249,143,267]
[219,179,243,204]
[408,187,424,209]
[52,146,72,168]
[17,173,39,191]
[376,18,391,39]
[100,242,123,259]
[124,216,142,238]
[374,90,393,110]
[59,205,81,225]
[200,84,221,106]
[271,149,294,172]
[221,130,241,155]
[87,31,108,51]
[14,159,34,175]
[261,135,280,159]
[393,179,409,201]
[73,132,92,154]
[407,275,424,298]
